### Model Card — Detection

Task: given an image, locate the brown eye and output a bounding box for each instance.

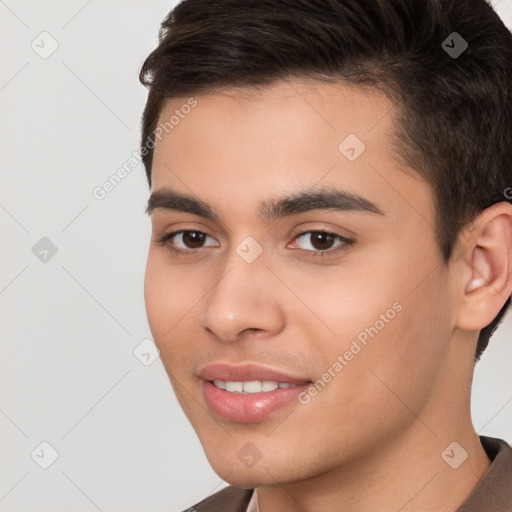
[159,230,219,252]
[309,232,336,250]
[291,230,353,255]
[181,231,207,248]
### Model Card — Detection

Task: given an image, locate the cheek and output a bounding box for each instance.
[280,258,403,356]
[144,252,196,357]
[335,270,452,421]
[144,254,171,337]
[144,255,201,409]
[290,248,452,408]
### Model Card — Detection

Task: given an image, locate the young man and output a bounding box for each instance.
[140,0,512,510]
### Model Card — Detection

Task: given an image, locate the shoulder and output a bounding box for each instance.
[183,486,254,512]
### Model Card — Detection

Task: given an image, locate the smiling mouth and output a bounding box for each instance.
[198,362,313,421]
[211,379,308,393]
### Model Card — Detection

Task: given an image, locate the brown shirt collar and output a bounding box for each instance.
[456,436,512,511]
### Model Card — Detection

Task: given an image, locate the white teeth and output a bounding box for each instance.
[225,381,243,392]
[261,381,279,392]
[243,381,262,393]
[213,380,299,393]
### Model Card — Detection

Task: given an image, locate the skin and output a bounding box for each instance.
[144,78,512,512]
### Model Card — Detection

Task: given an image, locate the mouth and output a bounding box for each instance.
[198,363,312,423]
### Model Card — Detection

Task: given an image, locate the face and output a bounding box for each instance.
[144,79,458,487]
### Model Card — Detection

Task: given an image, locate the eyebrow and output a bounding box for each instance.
[146,187,384,220]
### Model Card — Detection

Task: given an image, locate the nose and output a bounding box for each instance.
[199,253,286,343]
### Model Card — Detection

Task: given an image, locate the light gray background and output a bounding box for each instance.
[1,1,511,511]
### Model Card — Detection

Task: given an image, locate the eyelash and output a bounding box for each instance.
[155,229,355,258]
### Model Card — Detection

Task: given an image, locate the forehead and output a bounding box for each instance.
[151,79,432,226]
[155,79,396,158]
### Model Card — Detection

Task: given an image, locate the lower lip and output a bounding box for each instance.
[202,380,310,423]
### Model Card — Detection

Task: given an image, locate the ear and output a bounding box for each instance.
[455,202,512,331]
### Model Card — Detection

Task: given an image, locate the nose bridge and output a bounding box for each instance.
[200,244,284,342]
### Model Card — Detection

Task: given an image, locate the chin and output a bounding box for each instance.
[222,473,266,489]
[209,451,312,489]
[204,451,277,487]
[210,462,266,487]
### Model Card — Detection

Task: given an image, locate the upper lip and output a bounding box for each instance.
[198,363,310,384]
